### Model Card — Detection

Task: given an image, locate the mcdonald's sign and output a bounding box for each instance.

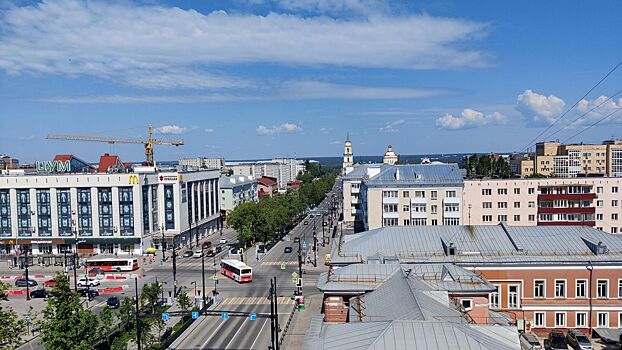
[128,174,139,185]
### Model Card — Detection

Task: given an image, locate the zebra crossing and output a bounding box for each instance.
[261,261,298,266]
[220,296,294,305]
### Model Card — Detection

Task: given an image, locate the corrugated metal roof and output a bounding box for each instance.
[343,164,386,180]
[365,164,463,187]
[317,264,401,293]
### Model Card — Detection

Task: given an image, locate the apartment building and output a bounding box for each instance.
[179,157,225,169]
[228,158,304,188]
[520,140,622,178]
[463,177,622,234]
[360,164,464,230]
[218,175,258,215]
[342,164,385,227]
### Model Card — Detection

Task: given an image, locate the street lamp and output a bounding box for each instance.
[161,224,166,260]
[201,244,206,307]
[190,281,197,297]
[587,261,594,336]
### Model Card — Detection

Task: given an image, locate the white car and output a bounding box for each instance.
[77,277,100,287]
[193,249,203,258]
[220,238,228,244]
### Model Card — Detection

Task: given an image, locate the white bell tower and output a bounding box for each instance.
[343,132,353,171]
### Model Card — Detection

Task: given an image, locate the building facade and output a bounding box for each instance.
[179,157,226,169]
[463,178,622,234]
[342,164,385,228]
[218,175,258,214]
[382,145,399,165]
[342,133,353,172]
[0,168,220,256]
[228,158,303,188]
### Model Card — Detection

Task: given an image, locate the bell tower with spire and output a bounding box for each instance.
[343,132,353,172]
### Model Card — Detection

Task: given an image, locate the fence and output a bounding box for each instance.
[278,305,297,348]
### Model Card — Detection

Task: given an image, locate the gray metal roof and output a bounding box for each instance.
[317,264,401,293]
[343,163,386,180]
[331,223,622,265]
[405,264,496,294]
[365,163,463,187]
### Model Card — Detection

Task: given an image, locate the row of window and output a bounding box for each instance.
[482,214,535,222]
[533,311,616,329]
[596,200,621,207]
[481,186,619,196]
[384,217,460,226]
[386,203,460,214]
[534,279,622,299]
[382,190,457,199]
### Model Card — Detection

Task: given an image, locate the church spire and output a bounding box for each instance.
[346,131,350,142]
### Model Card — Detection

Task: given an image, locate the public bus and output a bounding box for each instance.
[85,258,139,272]
[220,259,253,283]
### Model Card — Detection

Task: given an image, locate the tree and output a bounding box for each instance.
[176,291,192,313]
[118,297,135,331]
[140,282,162,313]
[0,281,26,350]
[97,306,116,349]
[39,273,98,350]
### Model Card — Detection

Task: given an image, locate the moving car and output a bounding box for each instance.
[202,241,212,249]
[206,249,216,257]
[545,330,568,350]
[77,288,99,299]
[294,237,300,243]
[284,246,293,253]
[106,296,120,309]
[193,249,203,258]
[30,289,48,299]
[77,277,100,287]
[219,238,228,244]
[43,279,57,287]
[87,268,105,276]
[215,246,223,253]
[304,221,309,225]
[182,250,194,257]
[566,330,592,350]
[15,278,37,287]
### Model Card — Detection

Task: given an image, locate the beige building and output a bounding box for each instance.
[519,140,622,178]
[179,157,226,169]
[463,177,622,234]
[342,164,385,230]
[382,145,399,165]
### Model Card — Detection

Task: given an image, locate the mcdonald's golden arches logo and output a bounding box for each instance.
[128,174,139,185]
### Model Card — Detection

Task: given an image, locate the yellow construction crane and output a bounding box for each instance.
[46,124,184,166]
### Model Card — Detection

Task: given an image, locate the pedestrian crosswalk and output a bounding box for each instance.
[261,261,298,266]
[220,296,294,305]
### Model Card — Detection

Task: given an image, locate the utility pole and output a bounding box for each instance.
[24,243,31,301]
[161,224,166,260]
[201,245,206,307]
[269,278,275,350]
[297,240,303,296]
[134,277,141,350]
[274,276,280,350]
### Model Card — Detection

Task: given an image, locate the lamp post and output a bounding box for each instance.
[587,261,594,336]
[190,281,196,297]
[160,281,167,305]
[213,253,219,296]
[160,224,166,260]
[201,244,206,307]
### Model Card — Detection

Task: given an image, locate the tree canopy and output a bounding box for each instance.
[464,154,513,179]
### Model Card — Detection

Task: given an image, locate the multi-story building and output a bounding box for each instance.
[342,164,385,230]
[382,145,399,165]
[228,158,304,188]
[329,223,622,332]
[218,175,258,215]
[463,178,622,234]
[360,164,464,230]
[342,133,353,173]
[179,157,225,169]
[0,155,19,171]
[0,158,220,256]
[520,140,622,178]
[257,176,277,197]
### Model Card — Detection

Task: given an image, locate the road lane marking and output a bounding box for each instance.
[199,317,227,349]
[261,261,298,266]
[220,297,294,305]
[250,318,269,350]
[224,317,248,350]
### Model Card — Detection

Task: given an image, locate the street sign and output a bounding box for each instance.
[23,314,31,323]
[221,312,229,320]
[249,313,257,321]
[211,274,219,280]
[280,262,286,270]
[302,241,307,249]
[162,312,169,321]
[192,311,199,319]
[291,272,297,278]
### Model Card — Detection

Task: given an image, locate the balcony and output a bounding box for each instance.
[538,207,596,214]
[538,193,597,201]
[382,197,399,204]
[538,221,596,227]
[382,212,399,219]
[410,197,427,204]
[351,197,359,204]
[351,187,360,194]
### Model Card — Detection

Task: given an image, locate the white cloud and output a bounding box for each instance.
[155,125,187,135]
[379,119,405,133]
[320,127,332,134]
[515,90,566,127]
[329,140,342,144]
[275,0,386,15]
[256,123,303,135]
[570,95,622,126]
[0,1,489,90]
[205,128,215,133]
[435,108,508,130]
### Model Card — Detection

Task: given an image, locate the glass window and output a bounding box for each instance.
[534,312,545,327]
[164,185,175,230]
[555,312,566,327]
[483,202,492,209]
[142,186,150,232]
[98,188,113,236]
[151,185,159,230]
[443,218,460,225]
[618,280,622,298]
[598,280,609,298]
[508,285,519,308]
[36,189,52,237]
[430,191,437,200]
[555,280,566,298]
[77,188,92,236]
[576,312,587,328]
[514,188,520,195]
[446,190,456,198]
[0,190,11,237]
[489,286,500,309]
[119,187,134,235]
[534,280,545,298]
[57,189,72,236]
[576,280,587,298]
[17,189,31,237]
[597,312,609,328]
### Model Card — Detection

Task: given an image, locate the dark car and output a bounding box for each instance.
[202,241,212,249]
[15,278,37,287]
[566,330,592,350]
[30,289,48,299]
[294,237,300,243]
[106,296,120,309]
[304,221,309,225]
[322,221,328,226]
[77,288,100,299]
[284,246,293,253]
[545,330,568,350]
[215,246,223,253]
[87,268,105,276]
[206,249,216,257]
[182,250,194,257]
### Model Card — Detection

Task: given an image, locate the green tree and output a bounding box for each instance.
[39,273,98,350]
[140,282,162,313]
[97,306,116,349]
[176,291,192,313]
[0,281,26,350]
[118,297,136,331]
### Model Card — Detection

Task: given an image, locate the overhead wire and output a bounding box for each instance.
[561,107,622,143]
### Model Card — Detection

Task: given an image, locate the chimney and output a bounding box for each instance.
[395,168,400,180]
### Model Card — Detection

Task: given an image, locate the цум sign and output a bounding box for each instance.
[36,160,70,173]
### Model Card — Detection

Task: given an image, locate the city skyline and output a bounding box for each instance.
[1,0,622,162]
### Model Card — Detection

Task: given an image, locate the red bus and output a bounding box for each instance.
[220,259,252,283]
[85,258,138,272]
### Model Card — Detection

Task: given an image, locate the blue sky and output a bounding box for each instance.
[1,0,621,163]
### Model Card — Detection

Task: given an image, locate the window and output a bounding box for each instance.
[514,202,520,208]
[597,214,604,220]
[460,299,473,311]
[489,286,500,309]
[508,285,519,308]
[619,313,622,328]
[498,188,508,195]
[444,203,459,212]
[555,312,566,327]
[431,191,437,200]
[483,202,492,209]
[0,190,10,237]
[555,280,566,298]
[403,219,410,226]
[98,188,113,236]
[151,186,159,230]
[431,219,438,226]
[528,201,535,208]
[164,185,175,230]
[534,312,545,327]
[382,190,398,198]
[412,218,427,226]
[614,186,619,193]
[576,312,587,328]
[383,218,398,226]
[576,280,587,298]
[597,200,604,208]
[498,215,507,222]
[483,215,493,222]
[597,312,609,328]
[402,191,409,198]
[383,204,398,213]
[411,204,426,212]
[77,188,93,236]
[498,202,507,209]
[597,186,603,194]
[142,186,150,232]
[430,205,438,214]
[598,280,609,298]
[618,280,622,298]
[534,280,545,298]
[482,189,492,196]
[528,188,535,194]
[402,205,410,212]
[613,213,619,221]
[514,188,520,195]
[443,218,460,225]
[446,190,457,198]
[36,189,51,237]
[57,189,72,236]
[613,227,619,234]
[527,215,534,222]
[514,215,520,222]
[16,189,31,237]
[119,187,134,235]
[414,191,425,198]
[613,200,619,207]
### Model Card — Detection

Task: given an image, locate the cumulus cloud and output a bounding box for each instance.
[435,108,507,130]
[329,140,342,144]
[155,125,187,135]
[205,128,214,133]
[256,123,303,135]
[379,119,405,133]
[275,0,387,15]
[320,127,332,133]
[570,95,622,126]
[515,90,566,126]
[0,0,489,90]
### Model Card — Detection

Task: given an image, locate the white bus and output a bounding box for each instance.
[220,259,252,283]
[85,258,138,272]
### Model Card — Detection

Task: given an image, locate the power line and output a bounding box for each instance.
[562,107,622,143]
[521,58,622,151]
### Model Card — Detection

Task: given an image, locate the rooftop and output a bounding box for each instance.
[364,163,463,187]
[218,175,256,188]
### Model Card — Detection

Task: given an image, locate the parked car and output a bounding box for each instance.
[43,279,57,287]
[219,238,228,244]
[77,288,99,299]
[202,241,212,249]
[566,330,592,350]
[30,289,48,299]
[182,250,194,257]
[284,246,293,253]
[87,268,105,276]
[294,237,300,243]
[520,332,543,350]
[323,221,328,226]
[215,246,223,253]
[193,249,203,258]
[77,277,100,287]
[15,278,37,287]
[106,296,120,309]
[545,330,568,350]
[309,214,314,218]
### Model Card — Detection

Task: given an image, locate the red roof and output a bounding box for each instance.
[257,176,277,186]
[98,153,124,173]
[53,154,73,162]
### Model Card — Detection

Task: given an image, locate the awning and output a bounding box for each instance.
[593,328,622,343]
